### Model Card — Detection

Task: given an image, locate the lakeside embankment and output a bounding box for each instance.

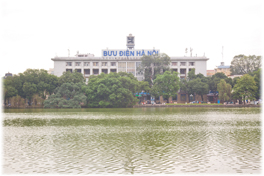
[3,104,261,109]
[133,104,261,108]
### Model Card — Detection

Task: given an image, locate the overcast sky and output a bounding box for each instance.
[1,0,263,76]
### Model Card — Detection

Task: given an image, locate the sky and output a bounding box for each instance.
[0,0,263,76]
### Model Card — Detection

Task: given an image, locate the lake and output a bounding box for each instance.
[3,107,261,174]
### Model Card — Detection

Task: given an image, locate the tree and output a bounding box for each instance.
[232,77,240,88]
[4,86,17,105]
[83,72,139,108]
[230,55,261,75]
[150,71,180,103]
[187,69,196,80]
[248,68,261,100]
[137,80,151,93]
[232,74,258,103]
[22,82,37,104]
[3,69,59,102]
[217,79,232,102]
[187,78,209,102]
[139,53,171,85]
[209,72,230,92]
[58,70,85,86]
[44,82,87,108]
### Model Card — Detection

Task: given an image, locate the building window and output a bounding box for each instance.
[75,69,81,73]
[127,62,135,75]
[172,69,178,73]
[93,62,99,66]
[75,62,81,66]
[181,94,186,101]
[102,69,108,74]
[110,69,116,73]
[136,62,143,76]
[93,69,99,75]
[155,96,160,100]
[66,69,72,73]
[172,94,177,100]
[102,62,107,66]
[84,69,90,75]
[84,62,90,66]
[111,62,116,66]
[172,62,177,66]
[189,62,195,66]
[180,62,186,66]
[66,62,72,66]
[118,62,126,72]
[180,69,186,74]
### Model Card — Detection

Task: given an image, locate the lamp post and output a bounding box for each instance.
[190,94,193,103]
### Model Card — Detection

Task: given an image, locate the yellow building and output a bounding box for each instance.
[214,62,231,76]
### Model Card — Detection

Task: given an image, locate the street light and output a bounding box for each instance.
[190,94,193,103]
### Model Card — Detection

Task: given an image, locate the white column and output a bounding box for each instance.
[98,61,101,75]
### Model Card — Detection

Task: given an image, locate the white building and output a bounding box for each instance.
[51,34,209,81]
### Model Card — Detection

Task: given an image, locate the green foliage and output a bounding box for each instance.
[248,68,261,99]
[139,53,171,85]
[187,78,209,101]
[3,69,59,104]
[217,79,232,102]
[209,72,229,92]
[232,74,258,101]
[83,72,139,108]
[58,70,85,86]
[4,85,18,104]
[232,77,240,88]
[137,81,151,93]
[230,55,261,75]
[44,82,86,108]
[187,69,196,80]
[22,82,37,102]
[151,71,180,102]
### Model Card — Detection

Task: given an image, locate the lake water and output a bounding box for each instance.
[3,107,261,174]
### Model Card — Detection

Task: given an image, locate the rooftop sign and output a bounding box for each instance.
[102,49,160,57]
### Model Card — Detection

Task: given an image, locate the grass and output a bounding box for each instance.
[137,103,223,105]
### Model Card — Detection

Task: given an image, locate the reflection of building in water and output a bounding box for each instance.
[52,34,209,84]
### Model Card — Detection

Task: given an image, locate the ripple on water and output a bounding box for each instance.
[3,107,261,174]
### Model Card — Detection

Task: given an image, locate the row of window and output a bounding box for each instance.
[66,68,144,77]
[172,62,195,66]
[66,69,117,75]
[66,62,117,67]
[66,61,195,67]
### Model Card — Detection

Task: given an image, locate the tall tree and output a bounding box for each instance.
[22,82,37,104]
[217,79,232,102]
[187,78,209,102]
[44,82,87,108]
[232,74,258,102]
[209,72,230,92]
[248,68,261,100]
[230,55,261,75]
[150,71,180,103]
[58,70,85,86]
[4,86,17,105]
[83,72,139,108]
[139,53,171,85]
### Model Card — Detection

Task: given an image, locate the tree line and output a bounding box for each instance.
[3,54,261,108]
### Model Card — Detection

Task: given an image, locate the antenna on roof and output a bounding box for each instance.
[221,46,224,62]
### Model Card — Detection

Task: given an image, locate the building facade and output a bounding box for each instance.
[52,34,209,83]
[214,62,231,76]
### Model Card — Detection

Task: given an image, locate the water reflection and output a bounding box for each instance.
[3,107,261,174]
